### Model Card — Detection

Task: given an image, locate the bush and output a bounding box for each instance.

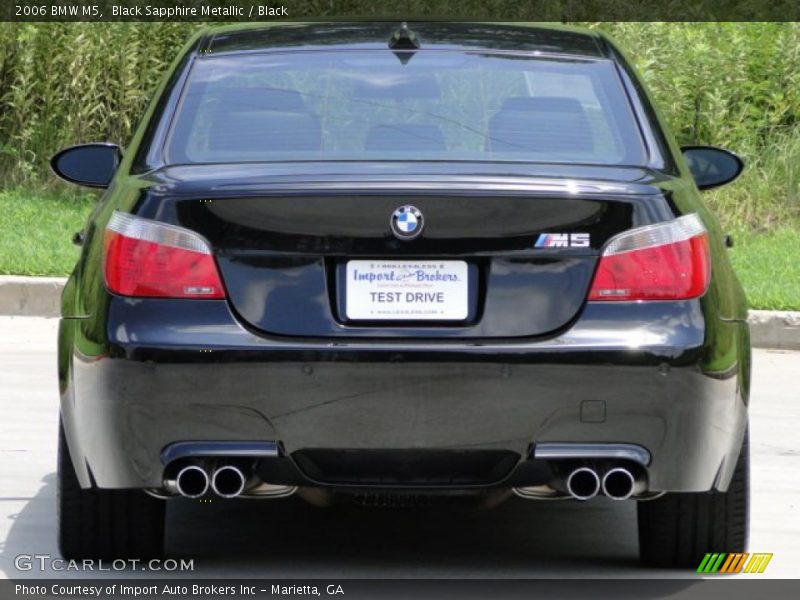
[593,23,800,229]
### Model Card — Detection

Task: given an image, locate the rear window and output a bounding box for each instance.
[166,50,646,166]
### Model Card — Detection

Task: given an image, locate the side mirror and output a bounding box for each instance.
[681,146,744,191]
[51,143,121,188]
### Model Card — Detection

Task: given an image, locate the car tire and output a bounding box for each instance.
[637,425,749,568]
[57,418,165,560]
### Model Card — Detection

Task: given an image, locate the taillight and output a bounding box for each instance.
[104,211,226,299]
[588,214,710,301]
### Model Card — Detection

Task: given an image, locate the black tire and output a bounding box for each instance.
[57,418,165,559]
[638,426,749,568]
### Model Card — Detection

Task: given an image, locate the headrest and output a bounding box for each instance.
[208,110,321,153]
[212,87,311,112]
[488,96,594,154]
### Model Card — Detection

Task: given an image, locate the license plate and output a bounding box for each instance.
[345,260,469,321]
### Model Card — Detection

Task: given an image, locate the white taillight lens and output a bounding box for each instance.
[104,211,226,299]
[588,214,711,301]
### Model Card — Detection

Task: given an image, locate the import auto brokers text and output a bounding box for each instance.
[15,584,253,596]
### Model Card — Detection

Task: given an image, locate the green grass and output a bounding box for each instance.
[0,189,797,310]
[729,227,800,311]
[0,189,94,276]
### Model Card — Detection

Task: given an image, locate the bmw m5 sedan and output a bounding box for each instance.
[52,22,750,568]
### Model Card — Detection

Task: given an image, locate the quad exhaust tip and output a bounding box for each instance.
[566,467,601,500]
[602,467,637,500]
[175,465,210,498]
[211,465,247,499]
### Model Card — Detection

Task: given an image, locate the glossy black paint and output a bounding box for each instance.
[173,187,636,338]
[59,297,748,494]
[55,23,750,499]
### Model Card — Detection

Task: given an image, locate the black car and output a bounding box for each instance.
[52,22,750,568]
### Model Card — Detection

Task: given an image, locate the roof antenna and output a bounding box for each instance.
[388,22,420,50]
[388,22,420,64]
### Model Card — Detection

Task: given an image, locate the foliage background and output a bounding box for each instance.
[0,22,798,308]
[1,22,799,230]
[2,22,800,230]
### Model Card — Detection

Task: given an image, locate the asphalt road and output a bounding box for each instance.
[1,316,797,579]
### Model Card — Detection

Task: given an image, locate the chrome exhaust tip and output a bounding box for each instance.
[211,465,247,498]
[566,467,600,500]
[175,465,209,498]
[602,467,639,500]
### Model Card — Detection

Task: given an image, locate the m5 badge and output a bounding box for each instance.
[535,233,591,248]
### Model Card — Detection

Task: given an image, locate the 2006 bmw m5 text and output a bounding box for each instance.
[52,22,750,568]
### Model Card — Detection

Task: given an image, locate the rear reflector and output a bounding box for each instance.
[588,214,710,301]
[104,211,225,299]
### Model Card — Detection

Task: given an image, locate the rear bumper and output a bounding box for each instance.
[59,297,749,494]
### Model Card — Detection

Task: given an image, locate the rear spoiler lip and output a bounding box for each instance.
[202,178,657,196]
[135,171,667,198]
[134,161,670,195]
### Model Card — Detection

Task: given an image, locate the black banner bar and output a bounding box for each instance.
[3,0,800,22]
[6,579,800,600]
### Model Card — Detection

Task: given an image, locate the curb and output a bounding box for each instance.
[0,275,798,350]
[0,276,66,320]
[747,310,800,351]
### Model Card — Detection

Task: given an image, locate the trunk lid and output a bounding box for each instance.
[138,164,662,339]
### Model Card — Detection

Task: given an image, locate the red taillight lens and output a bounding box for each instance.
[104,212,225,299]
[588,214,710,301]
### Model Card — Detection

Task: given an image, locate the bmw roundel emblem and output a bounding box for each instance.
[390,205,424,240]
